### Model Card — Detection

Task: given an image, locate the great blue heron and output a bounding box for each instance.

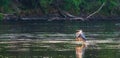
[76,30,86,42]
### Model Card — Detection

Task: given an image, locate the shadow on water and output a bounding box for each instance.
[0,20,120,58]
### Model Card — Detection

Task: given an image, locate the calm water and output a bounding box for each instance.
[0,20,120,58]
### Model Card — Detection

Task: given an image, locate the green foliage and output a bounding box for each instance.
[40,0,53,8]
[100,0,120,15]
[39,0,53,14]
[0,13,3,21]
[0,0,10,7]
[0,0,11,12]
[63,0,84,14]
[0,0,120,16]
[19,0,39,9]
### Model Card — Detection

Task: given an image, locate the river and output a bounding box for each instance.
[0,20,120,58]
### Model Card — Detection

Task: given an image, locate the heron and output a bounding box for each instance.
[76,30,86,42]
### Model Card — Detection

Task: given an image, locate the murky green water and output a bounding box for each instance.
[0,21,120,58]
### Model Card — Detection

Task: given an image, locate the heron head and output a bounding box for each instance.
[76,30,83,37]
[76,30,83,34]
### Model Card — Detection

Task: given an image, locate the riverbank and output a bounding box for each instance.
[2,14,120,22]
[0,0,120,22]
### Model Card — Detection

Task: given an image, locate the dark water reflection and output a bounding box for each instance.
[0,21,120,33]
[0,21,120,58]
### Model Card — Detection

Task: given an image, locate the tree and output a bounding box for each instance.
[0,0,11,12]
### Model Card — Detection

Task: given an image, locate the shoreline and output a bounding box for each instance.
[1,14,120,22]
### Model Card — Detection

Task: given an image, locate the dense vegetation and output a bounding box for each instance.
[0,0,120,20]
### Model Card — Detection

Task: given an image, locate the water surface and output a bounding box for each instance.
[0,20,120,58]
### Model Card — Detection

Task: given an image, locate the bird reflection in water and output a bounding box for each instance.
[75,30,87,58]
[76,44,86,58]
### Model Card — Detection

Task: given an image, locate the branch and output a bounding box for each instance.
[86,2,106,19]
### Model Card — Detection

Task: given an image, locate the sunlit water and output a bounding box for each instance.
[0,21,120,58]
